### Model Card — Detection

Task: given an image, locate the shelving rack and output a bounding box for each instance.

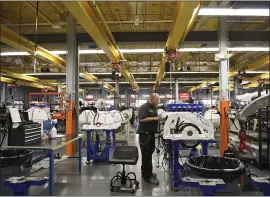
[257,84,270,169]
[28,92,66,120]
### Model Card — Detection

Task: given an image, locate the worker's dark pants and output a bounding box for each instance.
[139,133,155,179]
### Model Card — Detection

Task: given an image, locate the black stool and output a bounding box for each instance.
[109,146,139,193]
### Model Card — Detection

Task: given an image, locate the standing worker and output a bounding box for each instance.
[136,93,162,185]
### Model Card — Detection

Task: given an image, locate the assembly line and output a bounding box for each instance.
[0,0,269,196]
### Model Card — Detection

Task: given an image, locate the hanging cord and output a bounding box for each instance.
[18,2,26,109]
[33,1,39,73]
[34,2,39,53]
[17,2,23,74]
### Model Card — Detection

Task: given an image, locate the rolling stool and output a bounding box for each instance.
[109,146,139,193]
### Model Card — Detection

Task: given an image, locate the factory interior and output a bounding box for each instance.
[0,0,269,196]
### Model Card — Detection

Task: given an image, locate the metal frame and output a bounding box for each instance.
[82,129,116,163]
[7,137,82,196]
[257,84,270,169]
[167,139,216,189]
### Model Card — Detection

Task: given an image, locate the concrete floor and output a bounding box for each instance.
[29,133,267,196]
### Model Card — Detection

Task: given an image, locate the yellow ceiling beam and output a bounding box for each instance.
[1,69,57,88]
[212,83,234,92]
[0,77,14,83]
[180,1,228,65]
[153,1,201,90]
[1,69,40,83]
[209,74,269,92]
[0,76,54,90]
[1,25,113,92]
[243,73,270,89]
[16,81,55,90]
[63,1,119,62]
[246,73,269,82]
[0,26,66,70]
[180,18,218,64]
[80,72,116,92]
[166,2,201,51]
[240,55,269,71]
[63,1,138,90]
[189,56,270,92]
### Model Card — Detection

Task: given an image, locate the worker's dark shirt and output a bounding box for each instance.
[137,102,158,134]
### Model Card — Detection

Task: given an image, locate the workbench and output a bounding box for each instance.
[7,135,82,196]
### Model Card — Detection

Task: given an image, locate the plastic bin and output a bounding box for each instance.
[0,149,33,196]
[184,155,246,196]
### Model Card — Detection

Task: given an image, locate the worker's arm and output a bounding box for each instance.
[140,116,158,123]
[138,105,159,123]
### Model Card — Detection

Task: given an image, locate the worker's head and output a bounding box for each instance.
[148,93,160,107]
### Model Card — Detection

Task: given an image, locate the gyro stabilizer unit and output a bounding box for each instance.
[162,112,215,148]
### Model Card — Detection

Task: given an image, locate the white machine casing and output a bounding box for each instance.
[204,109,220,129]
[79,110,130,130]
[162,112,215,141]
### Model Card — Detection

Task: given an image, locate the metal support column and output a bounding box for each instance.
[234,77,240,97]
[66,11,79,156]
[57,80,62,93]
[0,83,6,104]
[175,79,179,103]
[125,89,128,106]
[114,74,120,110]
[218,17,230,156]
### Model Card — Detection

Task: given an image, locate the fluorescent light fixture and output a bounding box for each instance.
[50,51,67,55]
[228,47,269,52]
[120,49,164,53]
[245,71,269,74]
[0,52,30,56]
[179,48,219,52]
[79,81,204,85]
[198,8,269,17]
[79,50,105,54]
[3,47,270,56]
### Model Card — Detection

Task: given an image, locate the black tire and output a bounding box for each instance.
[110,187,114,192]
[178,123,201,148]
[86,161,91,165]
[135,181,139,186]
[130,189,135,194]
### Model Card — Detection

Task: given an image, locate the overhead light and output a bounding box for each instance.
[198,8,269,17]
[1,52,30,56]
[179,48,219,52]
[120,49,164,53]
[2,47,269,56]
[50,51,67,55]
[79,50,104,54]
[245,71,269,74]
[228,47,269,52]
[79,81,204,85]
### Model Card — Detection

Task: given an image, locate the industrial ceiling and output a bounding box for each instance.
[0,1,269,93]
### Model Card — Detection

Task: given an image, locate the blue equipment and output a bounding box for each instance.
[166,139,216,189]
[4,176,48,196]
[181,177,226,196]
[168,103,204,114]
[82,129,116,163]
[251,177,270,196]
